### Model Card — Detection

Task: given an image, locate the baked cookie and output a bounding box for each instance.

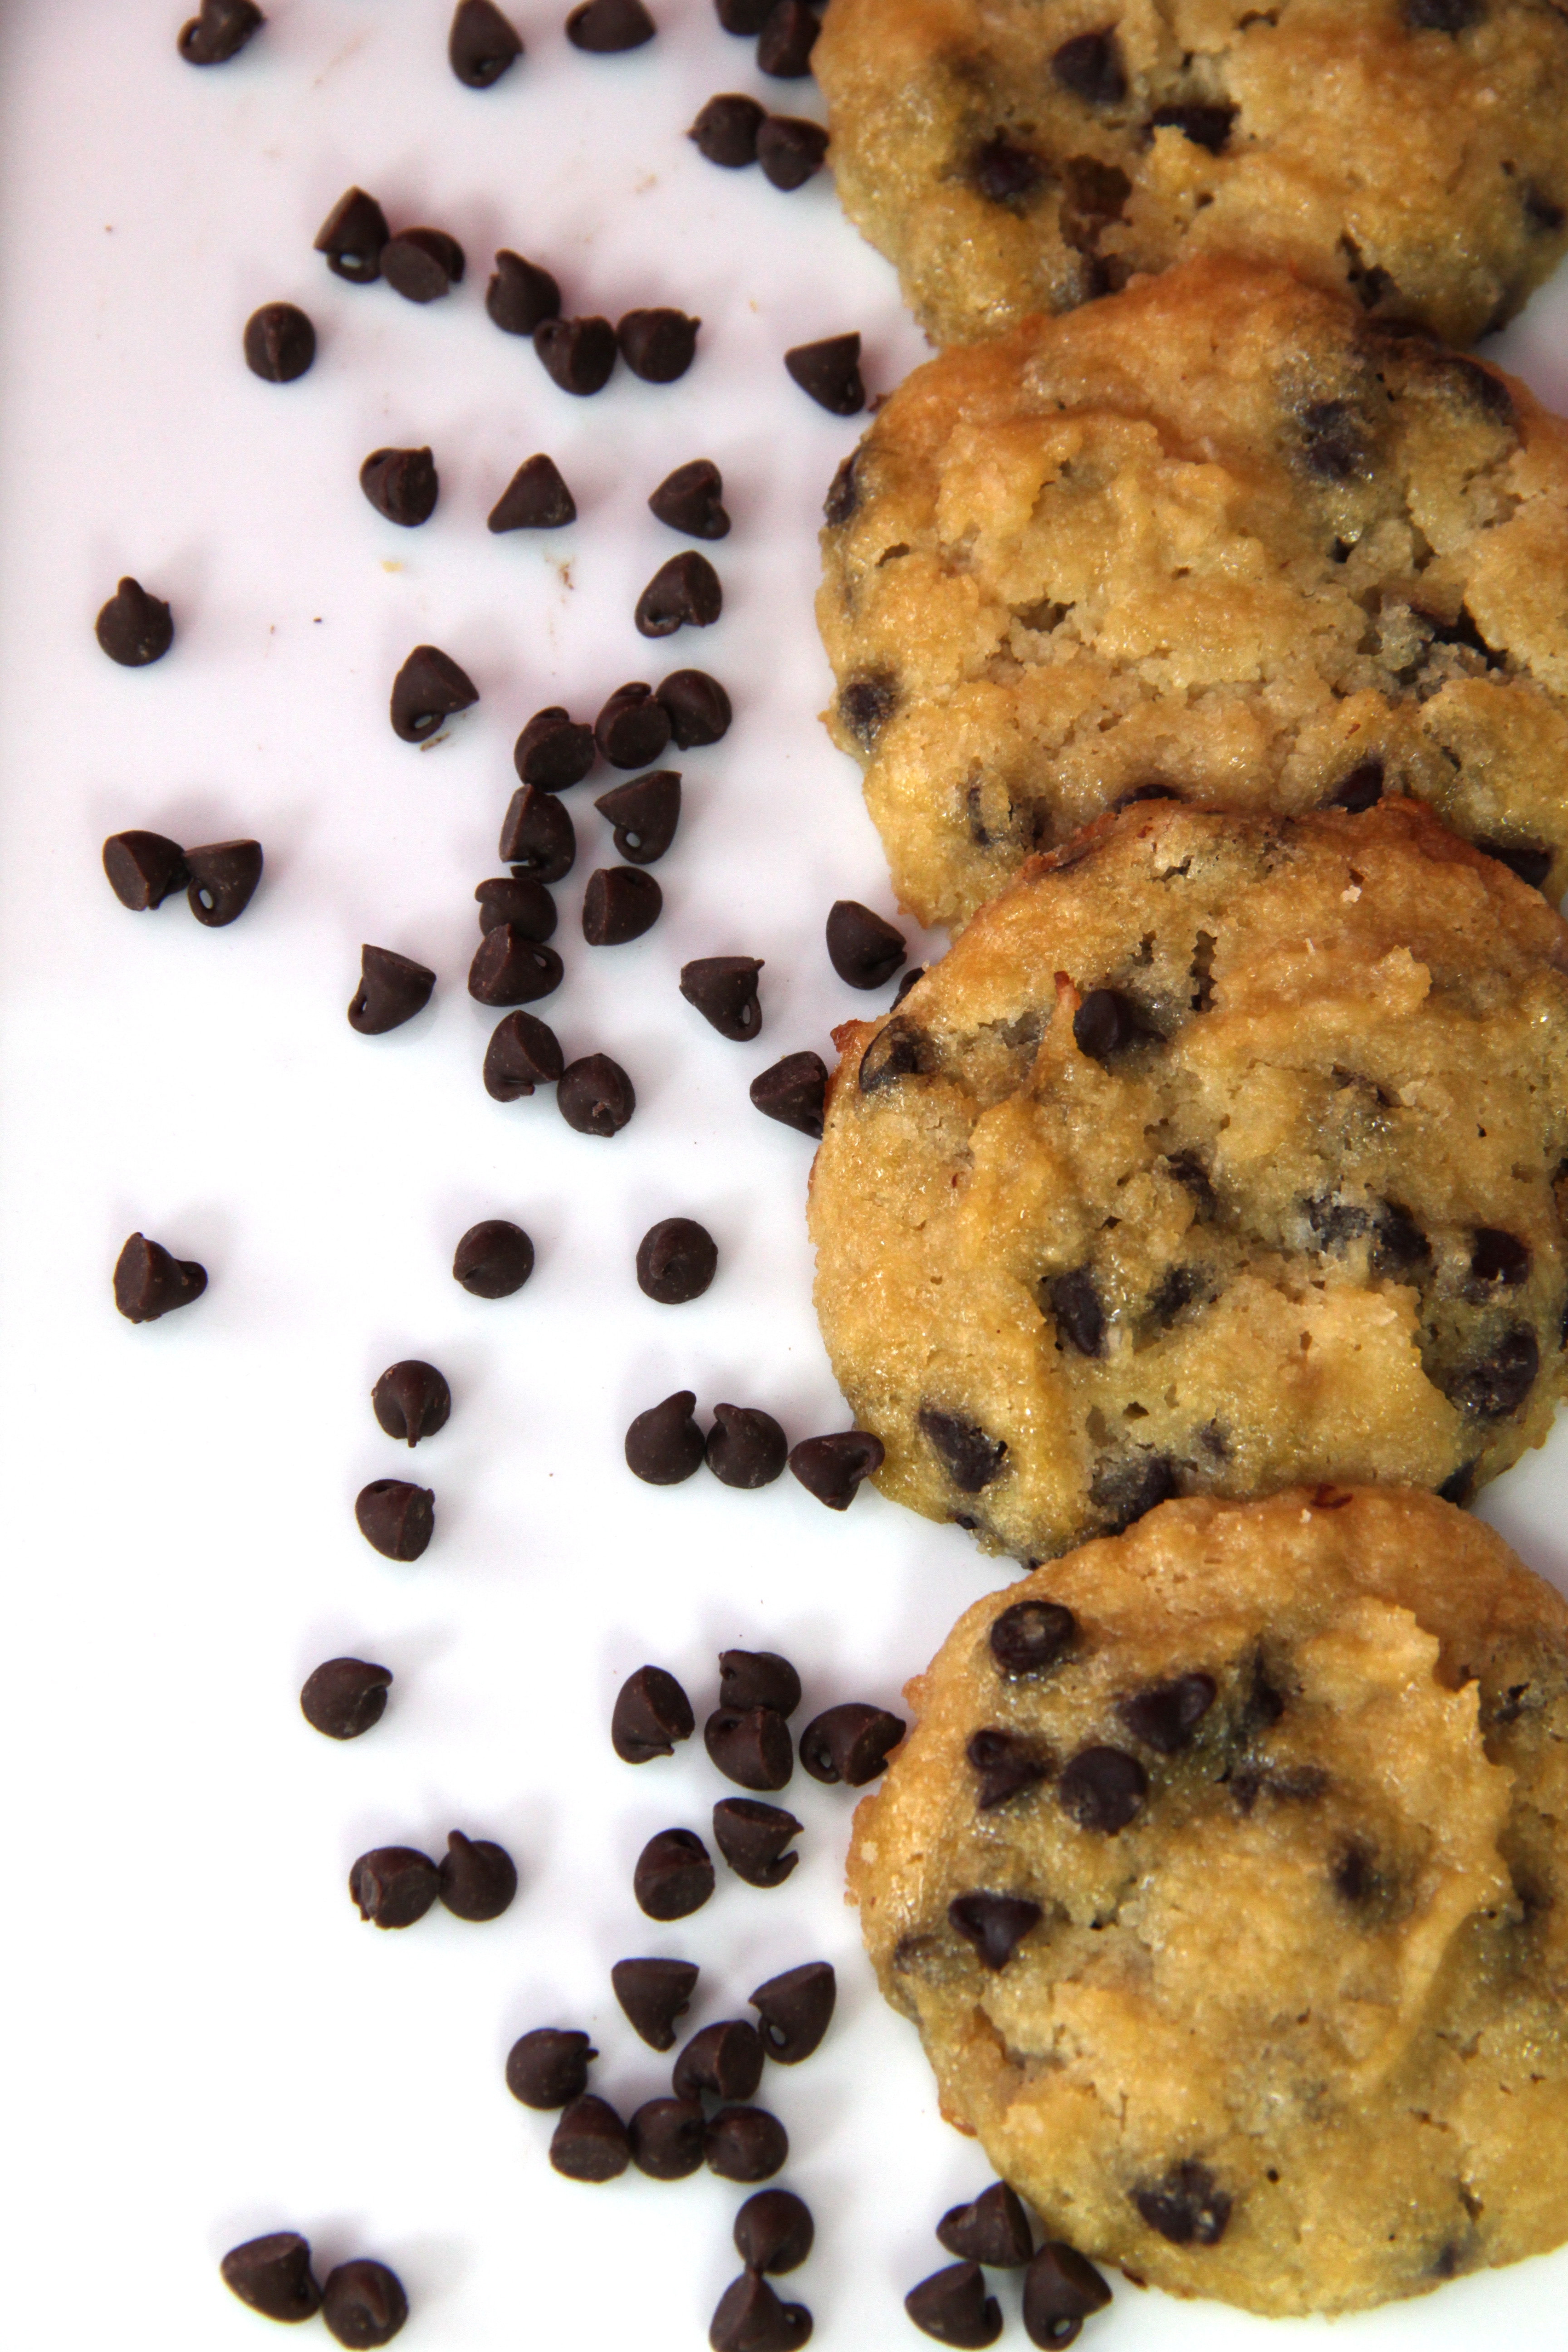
[848,1487,1568,2314]
[808,799,1568,1561]
[813,0,1568,349]
[818,257,1568,934]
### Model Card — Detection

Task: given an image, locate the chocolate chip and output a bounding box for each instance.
[938,2183,1034,2268]
[948,1892,1041,1971]
[706,1706,794,1790]
[629,2096,708,2179]
[1058,1745,1147,1833]
[1117,1673,1215,1754]
[657,667,733,746]
[1404,0,1482,26]
[596,681,673,768]
[1148,101,1236,152]
[858,1018,934,1093]
[612,1663,696,1761]
[113,1233,206,1324]
[453,1218,534,1295]
[784,333,864,415]
[348,944,436,1035]
[95,577,172,666]
[716,0,774,35]
[103,830,190,910]
[220,2234,322,2323]
[386,228,466,305]
[550,2095,631,2180]
[1131,2161,1230,2246]
[301,1657,392,1740]
[674,2018,765,2102]
[1451,1328,1538,1417]
[967,1728,1050,1811]
[438,1830,517,1920]
[566,0,656,46]
[990,1598,1076,1679]
[706,1403,789,1488]
[358,446,437,529]
[758,116,829,190]
[243,301,315,382]
[757,0,818,74]
[583,866,662,945]
[626,1391,706,1483]
[787,1429,884,1508]
[712,1798,803,1887]
[1471,1228,1530,1285]
[315,187,389,283]
[719,1650,801,1715]
[708,2105,788,2181]
[735,2190,814,2274]
[1327,757,1384,812]
[1298,398,1366,483]
[450,0,522,84]
[179,0,264,65]
[482,1009,565,1099]
[1438,1460,1477,1505]
[919,1406,1007,1493]
[636,551,723,637]
[634,1827,715,1920]
[349,1845,440,1927]
[618,308,701,383]
[1072,988,1143,1061]
[499,785,576,882]
[1524,181,1566,232]
[838,672,897,744]
[1022,2244,1112,2347]
[799,1701,902,1785]
[534,314,618,393]
[489,454,576,531]
[469,925,564,1005]
[372,1359,451,1446]
[1047,1268,1103,1357]
[637,1217,718,1303]
[487,250,561,333]
[680,956,764,1039]
[750,1960,835,2061]
[613,1955,700,2048]
[596,770,681,863]
[476,875,557,940]
[1479,838,1552,890]
[905,2263,1002,2347]
[691,91,766,165]
[971,134,1045,205]
[823,452,858,526]
[750,1050,827,1136]
[1092,1450,1178,1530]
[1051,27,1126,101]
[710,2272,813,2352]
[514,708,595,793]
[390,644,478,741]
[826,898,906,989]
[354,1480,435,1561]
[321,2259,408,2349]
[649,458,730,538]
[892,967,925,1011]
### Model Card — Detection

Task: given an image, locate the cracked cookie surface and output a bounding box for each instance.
[808,800,1568,1561]
[817,257,1568,934]
[848,1486,1568,2314]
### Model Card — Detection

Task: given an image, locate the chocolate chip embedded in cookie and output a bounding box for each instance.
[809,800,1568,1561]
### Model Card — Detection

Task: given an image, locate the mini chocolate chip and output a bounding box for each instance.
[583,866,662,945]
[315,187,389,283]
[349,1845,440,1927]
[390,643,478,741]
[439,1829,517,1920]
[971,134,1045,204]
[103,830,190,910]
[905,2264,1002,2347]
[823,452,858,526]
[514,707,595,791]
[735,2190,814,2274]
[637,1217,718,1303]
[990,1598,1076,1679]
[1073,988,1143,1061]
[566,0,656,46]
[360,446,438,528]
[939,2184,1034,2269]
[892,965,926,1008]
[321,2259,408,2349]
[1117,1672,1215,1754]
[948,1892,1042,1971]
[1451,1327,1538,1416]
[691,91,767,166]
[967,1728,1050,1811]
[713,1797,803,1887]
[839,673,897,743]
[719,1651,801,1715]
[179,0,263,65]
[758,115,830,189]
[707,1403,789,1487]
[1524,181,1566,232]
[503,2027,598,2111]
[487,250,561,334]
[489,454,577,531]
[919,1406,1007,1493]
[348,944,436,1035]
[1404,0,1482,25]
[635,1827,715,1919]
[1131,2161,1230,2246]
[450,0,523,84]
[636,551,723,637]
[96,577,172,666]
[751,1050,827,1136]
[618,308,701,383]
[1051,27,1126,101]
[1090,1451,1178,1530]
[1299,397,1367,483]
[708,2105,788,2181]
[1328,757,1384,812]
[787,1429,884,1508]
[657,667,732,746]
[482,1009,565,1099]
[354,1481,435,1562]
[612,1955,700,2048]
[626,1391,706,1483]
[453,1218,534,1295]
[596,681,673,768]
[680,956,764,1039]
[301,1658,392,1740]
[630,2096,708,2179]
[1022,2244,1111,2348]
[372,1359,451,1446]
[826,899,906,989]
[674,2018,765,2102]
[596,770,681,863]
[220,2234,322,2323]
[799,1701,902,1785]
[710,2272,813,2352]
[469,925,564,1005]
[550,2094,631,2180]
[1047,1267,1103,1357]
[113,1234,206,1324]
[534,314,618,393]
[717,0,774,35]
[1148,101,1236,152]
[1471,1228,1529,1285]
[243,302,315,383]
[785,333,865,415]
[1438,1460,1478,1505]
[858,1018,935,1094]
[706,1705,794,1790]
[499,785,577,882]
[649,458,730,538]
[612,1665,696,1762]
[382,227,465,303]
[757,0,818,74]
[180,838,262,929]
[1058,1745,1147,1833]
[749,1960,835,2061]
[476,875,557,939]
[1479,838,1552,890]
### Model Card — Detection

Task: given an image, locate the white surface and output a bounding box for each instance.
[1,4,1567,2345]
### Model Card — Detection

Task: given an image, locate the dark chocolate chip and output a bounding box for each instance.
[858,1018,934,1093]
[826,898,906,989]
[749,1960,835,2062]
[1438,1460,1477,1505]
[630,2096,708,2179]
[1524,181,1566,233]
[1479,838,1552,890]
[1403,0,1482,27]
[626,1391,706,1483]
[1332,1840,1382,1905]
[735,2190,814,2275]
[612,1664,696,1762]
[637,1217,718,1303]
[1131,2161,1230,2246]
[838,673,897,744]
[349,1845,440,1927]
[919,1406,1007,1493]
[680,956,764,1040]
[453,1218,534,1296]
[103,829,190,910]
[967,1728,1050,1811]
[784,333,865,415]
[321,2259,408,2349]
[301,1657,392,1740]
[514,708,595,791]
[1327,757,1385,812]
[382,228,466,304]
[534,314,618,394]
[315,187,389,283]
[1022,2244,1112,2348]
[185,840,261,926]
[619,309,701,383]
[1073,988,1143,1061]
[710,2272,813,2352]
[243,302,315,383]
[596,770,681,863]
[823,452,858,526]
[482,1008,565,1099]
[566,0,656,46]
[905,2264,1002,2347]
[1047,1267,1104,1357]
[751,1050,827,1136]
[706,1403,789,1487]
[550,2095,630,2180]
[476,874,557,939]
[596,681,673,768]
[489,454,577,531]
[1450,1328,1538,1417]
[657,667,732,746]
[348,944,436,1035]
[690,92,766,166]
[674,2018,765,2103]
[354,1481,435,1562]
[787,1429,883,1508]
[948,1891,1041,1971]
[179,0,264,66]
[583,865,662,945]
[450,0,523,85]
[390,643,478,741]
[487,250,561,334]
[508,2027,595,2111]
[708,2105,788,2181]
[636,550,723,637]
[220,2234,322,2323]
[612,1955,700,2049]
[971,134,1045,205]
[757,0,818,75]
[1051,27,1126,102]
[635,1827,715,1919]
[712,1797,803,1887]
[758,115,829,190]
[706,1705,794,1790]
[649,458,730,539]
[892,965,926,1008]
[112,1233,206,1324]
[360,446,438,527]
[468,925,564,1005]
[799,1701,902,1785]
[1089,1450,1178,1529]
[1058,1745,1147,1834]
[1471,1228,1530,1286]
[499,785,576,882]
[1299,398,1366,483]
[938,2183,1034,2269]
[1148,101,1236,152]
[716,0,773,27]
[95,577,172,667]
[719,1650,801,1715]
[372,1359,451,1446]
[1117,1672,1215,1754]
[990,1598,1076,1679]
[438,1831,517,1920]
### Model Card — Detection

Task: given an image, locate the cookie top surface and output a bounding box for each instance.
[814,0,1568,349]
[808,799,1568,1562]
[817,256,1568,933]
[847,1485,1568,2314]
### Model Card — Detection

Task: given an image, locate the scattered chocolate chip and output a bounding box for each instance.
[710,2272,813,2352]
[823,452,858,526]
[596,770,681,863]
[507,2026,598,2107]
[612,1664,696,1762]
[891,966,926,1008]
[438,1830,517,1920]
[453,1218,534,1295]
[712,1798,802,1887]
[488,453,577,531]
[513,709,594,793]
[499,785,576,882]
[735,2190,814,2274]
[596,681,672,769]
[103,829,190,910]
[939,2184,1034,2269]
[750,1960,835,2061]
[857,1018,930,1094]
[716,0,773,29]
[220,2233,322,2323]
[476,875,557,939]
[826,899,906,989]
[349,1845,440,1927]
[637,1217,718,1303]
[619,308,701,382]
[948,1891,1041,1971]
[582,866,662,947]
[649,458,730,539]
[1404,0,1481,26]
[708,2105,788,2181]
[626,1390,706,1483]
[468,925,564,1005]
[1047,1267,1103,1357]
[179,0,264,65]
[359,446,438,529]
[635,1827,715,1920]
[449,0,522,85]
[1089,1450,1178,1530]
[1451,1327,1539,1417]
[487,249,561,334]
[674,2018,765,2102]
[690,91,766,165]
[971,134,1045,205]
[706,1403,788,1488]
[1073,988,1142,1061]
[1328,757,1384,812]
[630,2095,708,2179]
[706,1705,794,1790]
[919,1407,1007,1493]
[719,1650,801,1715]
[482,1008,565,1099]
[550,2094,631,2181]
[799,1702,902,1785]
[315,187,389,282]
[1131,2161,1230,2246]
[321,2259,408,2349]
[636,550,723,637]
[112,1233,206,1324]
[1058,1745,1147,1834]
[243,301,315,382]
[750,1050,827,1137]
[1051,25,1125,100]
[535,314,618,393]
[372,1359,451,1446]
[785,333,864,415]
[566,0,655,45]
[612,1955,700,2049]
[990,1598,1076,1678]
[967,1728,1049,1811]
[1148,101,1236,152]
[786,1429,883,1508]
[382,227,466,303]
[657,667,732,746]
[390,643,478,741]
[348,945,436,1034]
[1471,1228,1530,1285]
[905,2263,1002,2348]
[300,1657,392,1740]
[1022,2244,1111,2348]
[757,0,818,75]
[95,577,172,667]
[680,956,764,1040]
[1117,1672,1215,1754]
[838,673,897,745]
[354,1480,435,1562]
[758,116,829,190]
[1480,837,1552,890]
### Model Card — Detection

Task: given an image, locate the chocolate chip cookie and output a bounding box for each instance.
[808,799,1568,1561]
[818,256,1568,935]
[848,1485,1568,2314]
[814,0,1568,348]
